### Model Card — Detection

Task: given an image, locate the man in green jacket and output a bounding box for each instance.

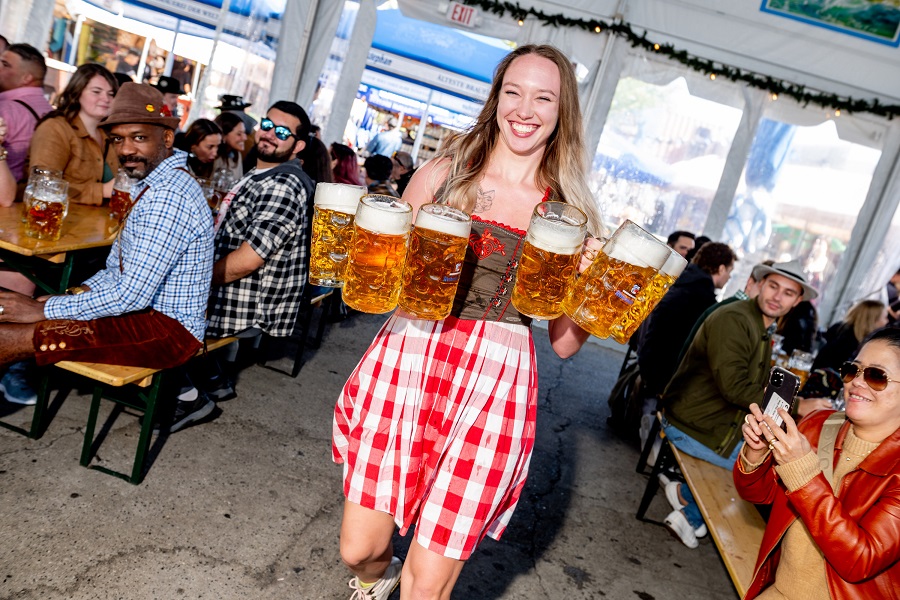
[658,260,817,548]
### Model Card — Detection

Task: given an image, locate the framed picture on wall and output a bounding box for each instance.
[761,0,900,47]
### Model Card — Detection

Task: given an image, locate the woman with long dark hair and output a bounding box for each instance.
[213,111,246,180]
[27,63,118,205]
[331,142,362,186]
[177,118,222,180]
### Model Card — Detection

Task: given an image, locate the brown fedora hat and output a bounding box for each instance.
[100,83,181,130]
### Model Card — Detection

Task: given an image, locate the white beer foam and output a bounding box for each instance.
[415,205,471,239]
[605,228,670,269]
[356,195,413,235]
[526,218,585,254]
[314,182,367,213]
[661,250,688,277]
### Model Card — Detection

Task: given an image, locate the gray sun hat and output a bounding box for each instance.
[751,259,818,301]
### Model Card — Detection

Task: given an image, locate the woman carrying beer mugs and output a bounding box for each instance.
[332,45,603,600]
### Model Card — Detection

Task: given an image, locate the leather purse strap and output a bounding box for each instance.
[817,412,847,492]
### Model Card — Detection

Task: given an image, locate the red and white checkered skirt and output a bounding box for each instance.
[332,313,537,560]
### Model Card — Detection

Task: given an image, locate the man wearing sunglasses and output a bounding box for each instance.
[654,259,818,549]
[200,101,314,401]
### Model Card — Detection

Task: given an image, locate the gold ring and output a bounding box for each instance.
[744,414,754,426]
[768,441,776,450]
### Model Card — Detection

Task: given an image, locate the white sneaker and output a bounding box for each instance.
[348,556,402,600]
[664,509,698,549]
[647,435,662,468]
[663,481,707,537]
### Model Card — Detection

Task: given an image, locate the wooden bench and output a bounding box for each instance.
[1,337,236,484]
[636,416,766,598]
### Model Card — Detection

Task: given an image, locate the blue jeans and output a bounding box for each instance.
[662,420,742,529]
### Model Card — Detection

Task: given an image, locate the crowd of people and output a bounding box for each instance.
[1,36,900,600]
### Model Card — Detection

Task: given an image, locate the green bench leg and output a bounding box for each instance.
[80,373,164,485]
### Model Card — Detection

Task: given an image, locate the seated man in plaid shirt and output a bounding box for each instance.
[0,84,213,415]
[193,101,313,408]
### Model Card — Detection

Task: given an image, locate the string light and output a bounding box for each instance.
[709,73,716,80]
[771,93,778,100]
[460,0,900,119]
[835,109,841,117]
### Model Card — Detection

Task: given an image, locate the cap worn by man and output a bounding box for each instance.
[0,82,215,430]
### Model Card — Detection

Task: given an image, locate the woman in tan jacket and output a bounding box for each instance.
[27,63,118,206]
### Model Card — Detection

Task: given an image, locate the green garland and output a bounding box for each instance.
[462,0,900,119]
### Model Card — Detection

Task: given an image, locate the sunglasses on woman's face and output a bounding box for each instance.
[840,361,900,391]
[260,118,295,141]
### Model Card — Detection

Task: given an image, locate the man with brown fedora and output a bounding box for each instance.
[654,258,822,548]
[0,82,215,429]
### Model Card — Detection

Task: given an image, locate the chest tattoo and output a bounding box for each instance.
[474,186,495,213]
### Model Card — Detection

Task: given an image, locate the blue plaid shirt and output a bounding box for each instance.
[44,150,214,340]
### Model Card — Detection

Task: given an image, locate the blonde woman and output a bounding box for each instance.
[332,45,603,600]
[812,300,889,372]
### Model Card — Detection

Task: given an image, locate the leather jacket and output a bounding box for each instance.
[734,410,900,599]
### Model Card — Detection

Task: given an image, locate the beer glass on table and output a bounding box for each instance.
[607,248,688,344]
[398,203,472,320]
[562,220,670,339]
[788,350,814,390]
[511,201,588,320]
[309,182,367,287]
[342,194,413,314]
[25,178,69,241]
[22,166,63,223]
[109,168,139,221]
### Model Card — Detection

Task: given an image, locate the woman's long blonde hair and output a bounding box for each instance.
[845,300,887,342]
[433,44,603,236]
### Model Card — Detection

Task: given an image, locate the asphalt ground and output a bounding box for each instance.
[0,312,739,599]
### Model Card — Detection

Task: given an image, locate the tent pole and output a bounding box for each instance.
[411,89,434,164]
[187,0,231,125]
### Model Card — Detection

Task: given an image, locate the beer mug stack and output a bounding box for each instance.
[511,201,588,320]
[398,203,472,320]
[562,220,670,339]
[606,248,688,344]
[342,194,413,314]
[309,182,367,287]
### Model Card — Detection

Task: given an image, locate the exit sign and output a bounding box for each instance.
[446,1,478,28]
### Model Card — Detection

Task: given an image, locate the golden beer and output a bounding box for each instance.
[562,220,670,339]
[608,249,687,344]
[109,188,133,221]
[398,204,471,320]
[342,194,413,314]
[25,199,66,241]
[511,201,587,320]
[309,183,367,287]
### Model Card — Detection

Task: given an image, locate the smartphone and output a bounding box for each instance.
[761,367,801,430]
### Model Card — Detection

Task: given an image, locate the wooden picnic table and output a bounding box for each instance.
[0,203,116,294]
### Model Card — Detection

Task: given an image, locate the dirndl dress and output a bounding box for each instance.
[332,217,538,560]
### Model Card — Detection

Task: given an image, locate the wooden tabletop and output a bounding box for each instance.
[0,203,116,260]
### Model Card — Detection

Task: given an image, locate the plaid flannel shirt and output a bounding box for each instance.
[45,150,214,340]
[205,159,313,338]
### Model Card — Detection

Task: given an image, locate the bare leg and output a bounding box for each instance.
[339,499,397,583]
[400,539,464,600]
[0,270,36,296]
[0,324,38,368]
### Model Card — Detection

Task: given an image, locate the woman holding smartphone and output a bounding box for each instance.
[736,327,900,598]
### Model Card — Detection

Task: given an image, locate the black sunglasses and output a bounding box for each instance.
[260,118,295,141]
[840,361,900,392]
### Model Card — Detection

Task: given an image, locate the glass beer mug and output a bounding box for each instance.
[511,201,588,320]
[25,177,69,241]
[562,220,670,339]
[607,248,688,344]
[342,194,413,314]
[398,203,472,320]
[109,168,138,221]
[309,182,367,287]
[22,166,64,223]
